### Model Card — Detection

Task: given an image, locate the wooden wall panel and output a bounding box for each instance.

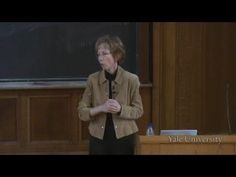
[81,121,89,141]
[152,23,162,134]
[29,95,71,142]
[161,23,177,129]
[137,86,152,135]
[229,24,236,134]
[139,23,151,83]
[204,23,236,134]
[0,97,18,142]
[204,23,229,133]
[175,23,204,132]
[153,22,236,135]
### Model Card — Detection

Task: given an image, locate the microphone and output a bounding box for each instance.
[226,83,231,134]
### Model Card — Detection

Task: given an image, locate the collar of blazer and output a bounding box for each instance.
[98,65,124,85]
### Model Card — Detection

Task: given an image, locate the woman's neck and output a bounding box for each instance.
[105,67,118,81]
[106,63,118,74]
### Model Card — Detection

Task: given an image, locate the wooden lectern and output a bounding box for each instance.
[136,135,236,155]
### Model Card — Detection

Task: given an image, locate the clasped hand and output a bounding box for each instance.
[102,99,121,114]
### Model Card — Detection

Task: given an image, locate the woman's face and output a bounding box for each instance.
[97,44,117,73]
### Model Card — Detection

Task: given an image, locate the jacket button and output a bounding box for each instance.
[115,125,118,129]
[101,126,104,129]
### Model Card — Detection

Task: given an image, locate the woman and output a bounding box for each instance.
[78,35,143,155]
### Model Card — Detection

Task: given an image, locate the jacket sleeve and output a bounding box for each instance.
[77,76,93,121]
[119,76,143,120]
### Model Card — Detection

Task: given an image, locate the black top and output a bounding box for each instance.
[104,68,118,140]
[105,69,118,99]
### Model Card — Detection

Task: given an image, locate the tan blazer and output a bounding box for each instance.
[78,66,143,140]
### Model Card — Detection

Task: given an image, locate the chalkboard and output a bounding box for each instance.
[0,22,139,81]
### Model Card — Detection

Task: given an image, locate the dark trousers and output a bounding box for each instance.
[89,117,136,155]
[89,133,136,155]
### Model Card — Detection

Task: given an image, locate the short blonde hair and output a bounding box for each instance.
[95,35,126,64]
